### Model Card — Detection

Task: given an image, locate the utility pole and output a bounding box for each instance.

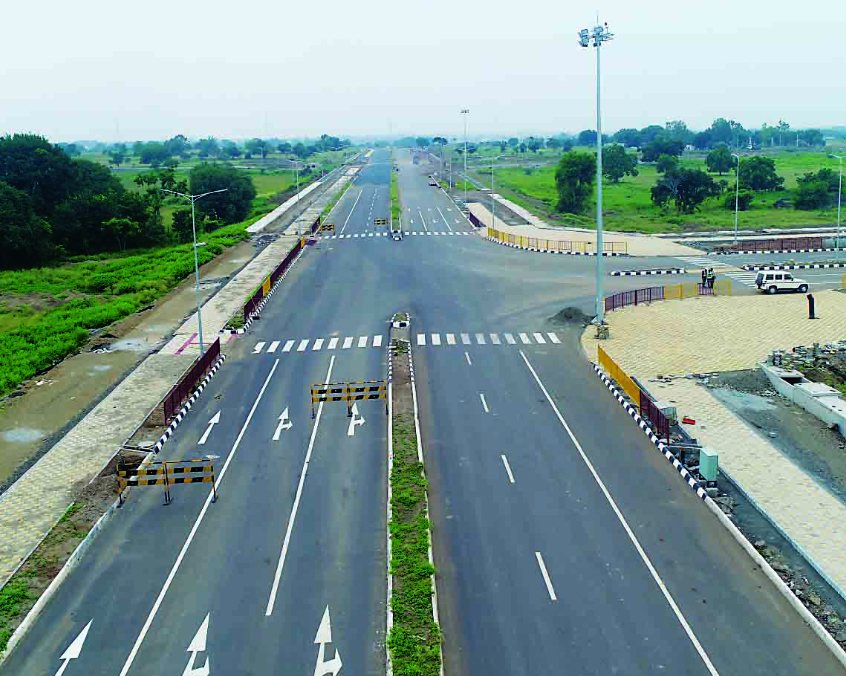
[831,154,844,249]
[732,153,741,244]
[160,188,228,354]
[579,21,613,324]
[461,109,469,206]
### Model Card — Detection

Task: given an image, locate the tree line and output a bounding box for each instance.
[0,134,257,270]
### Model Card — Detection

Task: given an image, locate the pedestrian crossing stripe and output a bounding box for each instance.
[325,232,473,239]
[252,331,563,354]
[678,256,733,269]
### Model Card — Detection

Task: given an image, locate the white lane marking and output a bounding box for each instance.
[297,339,309,352]
[119,359,281,676]
[417,333,426,346]
[340,189,363,234]
[533,332,546,344]
[197,411,220,446]
[431,333,441,346]
[490,333,501,345]
[373,335,383,348]
[418,209,428,232]
[358,336,368,348]
[182,614,209,676]
[501,455,515,483]
[519,351,721,676]
[347,402,366,437]
[504,333,516,345]
[437,207,452,232]
[55,620,92,676]
[328,337,339,350]
[253,341,266,354]
[475,333,486,345]
[343,337,353,349]
[272,407,293,440]
[479,393,490,413]
[312,338,324,351]
[446,333,456,345]
[461,333,471,345]
[535,552,557,601]
[519,332,531,344]
[547,332,561,344]
[266,356,336,616]
[313,606,343,676]
[465,352,472,366]
[283,340,295,353]
[267,341,280,353]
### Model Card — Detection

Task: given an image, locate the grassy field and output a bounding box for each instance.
[485,149,841,233]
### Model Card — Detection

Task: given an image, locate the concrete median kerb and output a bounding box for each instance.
[710,247,846,256]
[590,362,846,669]
[611,268,686,277]
[743,262,846,271]
[484,234,626,257]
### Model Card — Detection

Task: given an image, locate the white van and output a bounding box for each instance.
[755,271,809,294]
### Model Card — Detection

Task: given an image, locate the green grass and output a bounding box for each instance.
[391,164,401,224]
[0,580,31,653]
[487,150,842,234]
[441,179,476,193]
[321,177,353,221]
[389,414,441,676]
[0,220,251,397]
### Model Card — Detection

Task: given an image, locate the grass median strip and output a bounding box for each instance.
[388,344,441,676]
[391,161,401,226]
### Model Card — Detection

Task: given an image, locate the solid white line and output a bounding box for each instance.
[312,338,324,351]
[519,351,721,676]
[419,209,428,232]
[283,340,295,353]
[328,337,339,350]
[119,359,281,676]
[343,337,353,349]
[465,352,472,366]
[479,393,489,413]
[535,552,557,601]
[297,339,308,352]
[341,189,363,234]
[266,356,336,616]
[437,207,452,232]
[373,335,383,348]
[358,336,368,348]
[267,341,280,353]
[501,454,515,483]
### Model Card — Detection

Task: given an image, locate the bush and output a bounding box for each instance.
[724,191,753,211]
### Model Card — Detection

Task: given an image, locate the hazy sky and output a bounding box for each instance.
[2,0,843,142]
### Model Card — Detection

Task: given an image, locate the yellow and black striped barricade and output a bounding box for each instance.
[311,382,350,419]
[346,381,387,417]
[374,218,388,227]
[117,457,217,506]
[320,223,335,233]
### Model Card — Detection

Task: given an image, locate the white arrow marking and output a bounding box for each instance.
[198,411,220,445]
[313,606,342,676]
[272,407,293,440]
[347,403,365,437]
[55,621,92,676]
[182,614,210,676]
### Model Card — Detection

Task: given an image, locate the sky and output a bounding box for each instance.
[2,0,844,142]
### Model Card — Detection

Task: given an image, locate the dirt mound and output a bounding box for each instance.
[550,307,592,325]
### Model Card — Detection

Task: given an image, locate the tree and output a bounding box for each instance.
[223,142,242,159]
[799,129,825,147]
[189,163,256,224]
[195,137,220,159]
[794,181,831,210]
[692,131,712,150]
[797,168,841,193]
[0,181,54,269]
[664,120,693,145]
[164,135,188,156]
[612,128,640,147]
[171,208,194,243]
[415,137,431,148]
[109,151,126,168]
[739,156,783,191]
[777,120,790,146]
[246,138,268,159]
[507,138,519,149]
[103,217,140,251]
[705,145,733,175]
[277,141,292,154]
[602,144,638,183]
[554,152,596,214]
[577,130,597,146]
[0,134,74,217]
[656,154,678,174]
[518,143,527,154]
[546,137,562,150]
[651,168,718,214]
[724,190,753,211]
[641,139,684,162]
[527,137,543,153]
[499,141,507,153]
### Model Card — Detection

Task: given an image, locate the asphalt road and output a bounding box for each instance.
[3,148,843,676]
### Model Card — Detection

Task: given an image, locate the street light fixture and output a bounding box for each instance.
[830,154,844,249]
[161,188,228,354]
[732,153,741,244]
[579,21,613,324]
[461,109,469,207]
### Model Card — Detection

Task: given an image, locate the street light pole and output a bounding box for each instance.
[732,153,741,244]
[461,109,469,206]
[491,154,495,228]
[579,22,613,324]
[831,154,844,249]
[161,188,228,354]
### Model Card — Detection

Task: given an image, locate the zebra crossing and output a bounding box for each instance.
[678,256,758,287]
[251,331,562,354]
[325,231,474,239]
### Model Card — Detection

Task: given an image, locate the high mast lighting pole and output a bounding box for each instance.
[461,109,469,206]
[579,21,613,325]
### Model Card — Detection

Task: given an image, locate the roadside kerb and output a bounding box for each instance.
[485,225,627,255]
[590,361,846,669]
[605,280,731,312]
[743,262,846,271]
[711,247,846,255]
[611,268,686,276]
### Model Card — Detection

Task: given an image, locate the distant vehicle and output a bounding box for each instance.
[428,179,438,187]
[755,271,809,294]
[391,227,403,241]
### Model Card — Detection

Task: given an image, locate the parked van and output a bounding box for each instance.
[755,271,809,294]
